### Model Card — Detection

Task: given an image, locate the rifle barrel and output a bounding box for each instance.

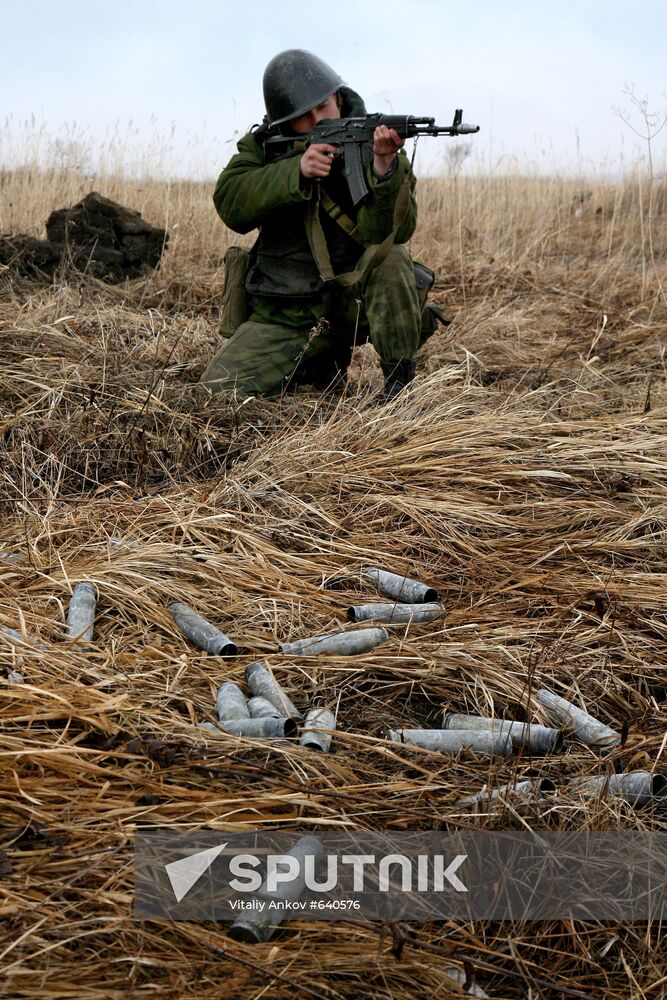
[417,123,480,136]
[377,114,480,138]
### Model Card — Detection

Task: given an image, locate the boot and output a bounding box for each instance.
[380,359,416,402]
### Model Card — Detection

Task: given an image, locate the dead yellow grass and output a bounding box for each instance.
[1,157,666,998]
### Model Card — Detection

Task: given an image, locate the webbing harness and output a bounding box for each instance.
[304,170,412,288]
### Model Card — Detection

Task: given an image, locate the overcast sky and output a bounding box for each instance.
[3,0,666,178]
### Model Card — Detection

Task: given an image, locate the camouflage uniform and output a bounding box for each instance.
[201,87,423,396]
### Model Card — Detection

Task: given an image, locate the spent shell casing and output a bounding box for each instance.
[456,777,557,808]
[66,582,97,642]
[228,835,324,943]
[217,717,297,738]
[167,601,237,656]
[199,721,224,733]
[299,708,336,752]
[280,627,388,656]
[443,713,563,754]
[245,661,301,719]
[0,551,25,565]
[248,695,285,719]
[1,626,46,651]
[568,770,667,807]
[216,681,250,722]
[347,602,444,624]
[387,728,514,757]
[443,967,489,998]
[361,566,437,603]
[536,688,620,748]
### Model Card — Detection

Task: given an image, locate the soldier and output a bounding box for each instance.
[201,49,435,401]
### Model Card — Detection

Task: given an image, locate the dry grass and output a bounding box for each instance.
[1,154,667,999]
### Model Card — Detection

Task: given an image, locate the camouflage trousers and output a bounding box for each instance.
[200,244,422,396]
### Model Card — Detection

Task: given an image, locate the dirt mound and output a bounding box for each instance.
[0,191,166,281]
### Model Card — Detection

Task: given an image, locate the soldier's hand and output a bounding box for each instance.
[373,126,404,157]
[373,126,404,176]
[300,143,339,179]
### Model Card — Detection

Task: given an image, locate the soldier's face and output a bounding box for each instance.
[289,92,340,134]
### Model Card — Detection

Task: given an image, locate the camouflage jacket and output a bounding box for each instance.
[213,87,417,299]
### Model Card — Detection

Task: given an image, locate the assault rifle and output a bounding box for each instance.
[264,108,479,206]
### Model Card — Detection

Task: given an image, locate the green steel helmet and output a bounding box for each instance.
[263,49,344,127]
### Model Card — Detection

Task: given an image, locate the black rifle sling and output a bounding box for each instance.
[305,171,411,288]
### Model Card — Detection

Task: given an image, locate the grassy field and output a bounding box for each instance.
[1,156,666,999]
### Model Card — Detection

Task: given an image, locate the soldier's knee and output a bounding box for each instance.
[199,319,309,398]
[198,364,239,397]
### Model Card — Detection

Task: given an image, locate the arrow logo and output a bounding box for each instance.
[165,843,228,902]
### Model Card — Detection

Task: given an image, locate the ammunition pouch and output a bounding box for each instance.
[219,245,250,338]
[414,259,435,307]
[413,260,449,346]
